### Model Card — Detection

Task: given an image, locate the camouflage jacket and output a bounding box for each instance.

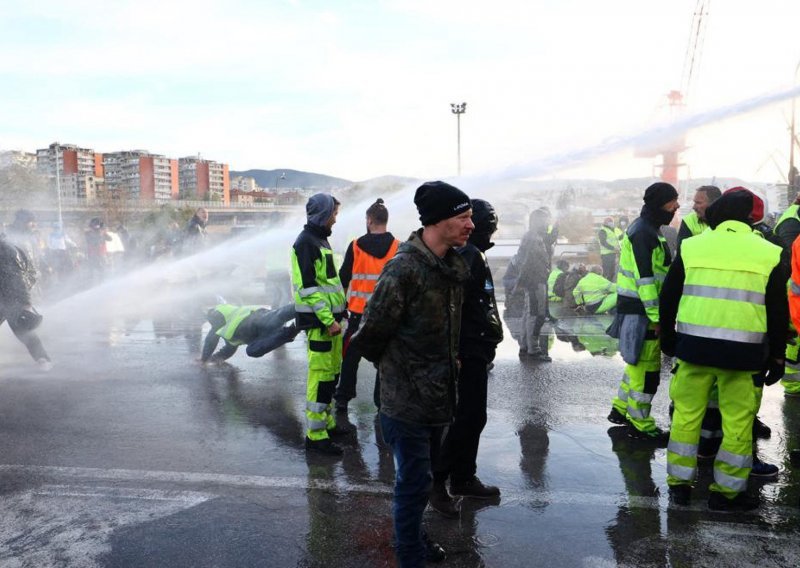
[351,229,469,426]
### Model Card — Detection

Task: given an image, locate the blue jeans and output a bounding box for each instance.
[380,413,440,568]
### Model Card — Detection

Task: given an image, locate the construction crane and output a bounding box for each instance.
[637,0,710,187]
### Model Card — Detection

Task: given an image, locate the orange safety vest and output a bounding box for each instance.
[347,238,400,314]
[789,236,800,330]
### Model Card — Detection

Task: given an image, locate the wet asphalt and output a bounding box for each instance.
[0,310,799,567]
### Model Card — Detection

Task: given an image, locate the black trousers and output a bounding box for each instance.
[434,357,489,484]
[601,254,617,280]
[1,315,49,362]
[335,312,381,406]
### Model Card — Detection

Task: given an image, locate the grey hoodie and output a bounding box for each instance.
[306,193,337,227]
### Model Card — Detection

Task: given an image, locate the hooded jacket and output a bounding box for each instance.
[350,229,469,426]
[457,234,503,362]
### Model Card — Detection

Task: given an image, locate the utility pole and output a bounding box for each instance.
[450,102,466,176]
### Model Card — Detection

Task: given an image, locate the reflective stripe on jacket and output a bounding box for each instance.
[616,222,670,322]
[290,230,346,330]
[347,238,399,314]
[678,220,780,346]
[215,304,261,346]
[788,235,800,332]
[573,272,615,309]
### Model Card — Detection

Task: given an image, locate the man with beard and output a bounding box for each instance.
[607,182,679,443]
[351,181,473,567]
[431,199,503,517]
[676,185,721,254]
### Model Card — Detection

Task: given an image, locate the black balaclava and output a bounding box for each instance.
[640,182,679,226]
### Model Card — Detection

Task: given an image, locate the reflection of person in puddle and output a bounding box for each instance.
[201,304,298,363]
[605,426,665,565]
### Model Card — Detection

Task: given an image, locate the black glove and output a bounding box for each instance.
[762,359,785,386]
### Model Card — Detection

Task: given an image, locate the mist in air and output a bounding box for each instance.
[2,84,798,363]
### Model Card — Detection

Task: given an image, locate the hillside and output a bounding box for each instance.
[230,169,353,191]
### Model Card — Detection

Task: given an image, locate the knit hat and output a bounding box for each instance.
[414,181,471,226]
[643,182,679,208]
[705,187,764,229]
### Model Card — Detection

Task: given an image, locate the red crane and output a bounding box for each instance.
[638,0,710,187]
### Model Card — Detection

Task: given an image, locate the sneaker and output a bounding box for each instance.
[627,427,669,447]
[36,358,53,372]
[752,417,771,439]
[708,491,759,512]
[750,456,779,478]
[668,484,692,506]
[607,408,628,425]
[422,533,446,563]
[428,481,459,518]
[449,476,501,499]
[304,437,343,456]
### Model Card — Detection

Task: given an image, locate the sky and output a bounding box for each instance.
[1,0,800,184]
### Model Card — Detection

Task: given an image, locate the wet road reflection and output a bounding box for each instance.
[0,306,799,566]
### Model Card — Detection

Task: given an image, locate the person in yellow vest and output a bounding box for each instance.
[597,217,620,280]
[774,193,800,253]
[201,304,298,363]
[660,188,787,511]
[334,198,400,412]
[547,259,570,303]
[573,265,617,314]
[291,193,348,456]
[607,182,679,443]
[676,185,721,255]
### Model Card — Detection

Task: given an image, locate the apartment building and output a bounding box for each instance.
[36,142,102,199]
[178,156,230,204]
[103,150,178,201]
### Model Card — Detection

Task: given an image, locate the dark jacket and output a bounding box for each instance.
[516,228,550,289]
[617,209,673,316]
[457,241,503,362]
[338,232,397,289]
[291,223,345,330]
[0,238,34,315]
[350,229,469,426]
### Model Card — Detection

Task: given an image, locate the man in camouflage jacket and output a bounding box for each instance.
[351,181,473,567]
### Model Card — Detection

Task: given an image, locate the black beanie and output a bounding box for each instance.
[414,181,471,226]
[643,182,679,209]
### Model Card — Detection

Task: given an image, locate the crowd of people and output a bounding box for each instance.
[6,179,800,567]
[280,180,800,566]
[0,206,211,368]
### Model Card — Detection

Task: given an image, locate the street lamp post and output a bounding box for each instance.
[275,171,286,192]
[450,102,467,176]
